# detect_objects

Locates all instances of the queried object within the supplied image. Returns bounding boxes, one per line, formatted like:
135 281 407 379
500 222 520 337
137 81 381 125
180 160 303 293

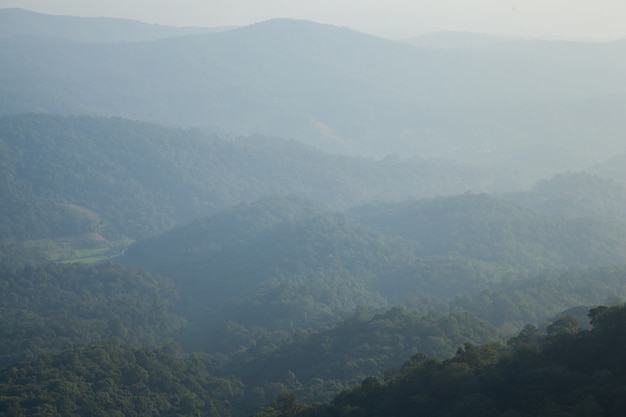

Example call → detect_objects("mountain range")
2 9 625 179
2 9 626 415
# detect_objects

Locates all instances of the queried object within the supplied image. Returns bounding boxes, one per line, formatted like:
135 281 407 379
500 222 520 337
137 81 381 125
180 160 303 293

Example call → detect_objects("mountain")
118 196 413 341
1 14 625 175
0 113 498 251
283 303 626 417
349 193 626 269
118 194 626 350
0 262 185 368
404 31 512 49
227 308 499 408
591 152 626 184
0 8 227 42
501 172 626 223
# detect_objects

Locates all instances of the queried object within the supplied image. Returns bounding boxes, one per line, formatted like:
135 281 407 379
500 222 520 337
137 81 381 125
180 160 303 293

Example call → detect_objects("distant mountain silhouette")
404 31 512 49
1 12 626 173
0 8 229 42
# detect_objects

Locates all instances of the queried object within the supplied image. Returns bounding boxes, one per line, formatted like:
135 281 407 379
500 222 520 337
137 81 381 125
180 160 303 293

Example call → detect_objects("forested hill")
0 262 185 369
349 192 626 269
502 171 626 222
0 113 495 246
119 195 626 350
119 196 414 337
277 304 626 417
4 304 626 417
2 13 626 173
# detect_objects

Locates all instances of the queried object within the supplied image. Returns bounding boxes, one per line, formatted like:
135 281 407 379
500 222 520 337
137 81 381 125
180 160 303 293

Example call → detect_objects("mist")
1 7 626 417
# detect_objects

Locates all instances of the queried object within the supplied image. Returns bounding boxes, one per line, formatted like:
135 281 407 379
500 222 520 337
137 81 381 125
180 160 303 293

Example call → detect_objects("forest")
1 8 626 417
1 114 626 416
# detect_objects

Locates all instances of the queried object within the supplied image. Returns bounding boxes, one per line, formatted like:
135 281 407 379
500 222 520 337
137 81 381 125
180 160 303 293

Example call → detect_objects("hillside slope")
0 113 497 245
1 14 625 171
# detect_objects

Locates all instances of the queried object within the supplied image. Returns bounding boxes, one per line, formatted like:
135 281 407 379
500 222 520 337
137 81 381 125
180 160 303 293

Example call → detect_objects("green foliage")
228 307 498 407
0 262 185 368
350 192 626 269
0 113 499 252
0 343 242 417
120 196 417 345
286 304 626 417
120 194 626 351
505 172 626 223
446 265 626 330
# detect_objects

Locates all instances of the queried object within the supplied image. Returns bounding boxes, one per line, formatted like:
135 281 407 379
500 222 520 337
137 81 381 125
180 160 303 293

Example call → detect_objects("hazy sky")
2 0 626 40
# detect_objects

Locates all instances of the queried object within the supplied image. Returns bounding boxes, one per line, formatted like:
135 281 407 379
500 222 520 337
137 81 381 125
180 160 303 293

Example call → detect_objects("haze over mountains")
2 8 626 417
0 8 228 42
2 8 625 182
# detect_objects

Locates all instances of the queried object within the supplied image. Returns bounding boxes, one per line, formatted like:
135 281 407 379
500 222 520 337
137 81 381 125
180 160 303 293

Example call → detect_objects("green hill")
349 193 626 269
119 196 414 341
0 262 185 369
280 304 626 417
119 195 626 348
0 113 496 261
1 14 625 173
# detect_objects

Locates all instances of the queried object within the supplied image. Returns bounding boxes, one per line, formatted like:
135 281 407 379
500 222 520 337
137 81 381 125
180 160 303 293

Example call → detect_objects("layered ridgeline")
2 10 626 175
0 251 504 414
2 181 626 417
349 190 626 271
271 304 626 417
0 8 227 42
119 196 414 340
0 113 496 261
119 194 626 349
0 252 504 414
3 303 626 417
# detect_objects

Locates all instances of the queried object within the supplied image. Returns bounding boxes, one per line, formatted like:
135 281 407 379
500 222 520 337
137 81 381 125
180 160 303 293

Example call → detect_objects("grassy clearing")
24 237 134 264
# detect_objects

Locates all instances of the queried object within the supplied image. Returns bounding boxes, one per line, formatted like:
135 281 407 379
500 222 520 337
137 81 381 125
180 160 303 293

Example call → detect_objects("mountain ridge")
0 7 229 42
2 14 625 170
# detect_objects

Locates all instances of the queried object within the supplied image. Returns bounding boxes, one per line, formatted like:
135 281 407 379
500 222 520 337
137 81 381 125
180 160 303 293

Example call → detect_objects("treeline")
350 192 626 269
119 194 626 347
0 113 496 244
0 343 242 417
0 255 505 415
226 308 498 411
3 190 625 413
3 304 626 417
269 304 626 417
0 262 185 369
0 252 503 414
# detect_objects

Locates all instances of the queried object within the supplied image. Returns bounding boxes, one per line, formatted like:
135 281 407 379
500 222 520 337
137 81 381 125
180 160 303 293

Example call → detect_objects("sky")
2 0 626 40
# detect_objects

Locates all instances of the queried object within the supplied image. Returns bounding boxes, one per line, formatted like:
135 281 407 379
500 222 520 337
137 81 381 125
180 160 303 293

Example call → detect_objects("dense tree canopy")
265 304 626 417
2 15 626 417
0 262 185 368
0 343 242 417
0 113 496 246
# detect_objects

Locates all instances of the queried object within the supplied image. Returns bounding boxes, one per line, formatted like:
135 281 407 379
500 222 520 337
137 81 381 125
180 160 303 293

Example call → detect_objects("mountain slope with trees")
119 195 626 347
349 192 626 270
0 343 242 417
277 304 626 417
119 196 415 342
1 14 625 173
0 262 185 369
0 113 497 251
